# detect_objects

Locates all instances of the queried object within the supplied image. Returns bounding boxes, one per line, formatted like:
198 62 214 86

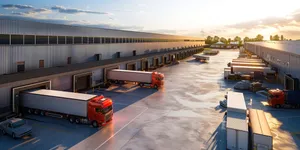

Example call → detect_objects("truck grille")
105 111 113 122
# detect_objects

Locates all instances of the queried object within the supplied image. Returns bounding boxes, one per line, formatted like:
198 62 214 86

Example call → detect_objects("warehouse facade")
0 17 204 116
244 41 300 81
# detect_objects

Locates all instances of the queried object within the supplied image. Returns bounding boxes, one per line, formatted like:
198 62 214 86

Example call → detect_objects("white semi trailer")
232 59 263 63
229 62 267 67
232 66 275 75
249 109 273 150
20 89 113 127
107 69 164 89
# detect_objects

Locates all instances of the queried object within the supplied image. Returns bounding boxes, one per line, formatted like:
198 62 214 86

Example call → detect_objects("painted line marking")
9 137 37 150
32 139 40 144
95 107 149 150
114 102 148 109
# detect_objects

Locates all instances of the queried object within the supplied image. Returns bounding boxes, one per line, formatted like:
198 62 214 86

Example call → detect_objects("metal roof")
247 41 300 56
227 91 247 114
27 89 97 101
249 109 272 137
226 111 248 131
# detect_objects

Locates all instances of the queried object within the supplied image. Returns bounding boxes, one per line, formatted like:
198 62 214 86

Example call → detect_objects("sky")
1 0 300 39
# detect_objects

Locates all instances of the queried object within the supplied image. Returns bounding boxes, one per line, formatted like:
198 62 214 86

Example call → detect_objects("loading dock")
73 72 92 92
126 62 137 70
141 59 149 71
153 57 159 67
284 74 299 90
103 65 120 83
12 81 51 113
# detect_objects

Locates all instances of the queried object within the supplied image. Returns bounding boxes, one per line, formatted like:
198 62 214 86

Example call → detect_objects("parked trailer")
229 62 267 67
227 111 249 150
232 59 263 63
193 54 209 62
249 109 273 150
227 91 247 115
107 69 164 89
20 89 113 127
232 66 275 75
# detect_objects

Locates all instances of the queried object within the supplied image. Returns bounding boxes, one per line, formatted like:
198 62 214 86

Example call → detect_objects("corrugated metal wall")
245 43 300 80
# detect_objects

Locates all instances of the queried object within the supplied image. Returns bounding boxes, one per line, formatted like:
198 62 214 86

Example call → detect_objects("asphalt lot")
1 49 300 150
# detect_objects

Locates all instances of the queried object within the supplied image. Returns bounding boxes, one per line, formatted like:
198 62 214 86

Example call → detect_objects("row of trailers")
2 48 201 117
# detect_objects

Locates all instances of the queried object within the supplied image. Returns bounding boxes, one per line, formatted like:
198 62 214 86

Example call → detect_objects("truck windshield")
95 106 112 114
12 120 25 128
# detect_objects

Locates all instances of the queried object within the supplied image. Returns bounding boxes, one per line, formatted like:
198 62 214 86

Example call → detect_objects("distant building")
211 42 225 48
211 41 239 49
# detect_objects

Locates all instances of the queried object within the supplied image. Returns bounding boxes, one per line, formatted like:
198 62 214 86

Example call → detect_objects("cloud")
11 8 51 16
2 4 33 9
51 5 109 15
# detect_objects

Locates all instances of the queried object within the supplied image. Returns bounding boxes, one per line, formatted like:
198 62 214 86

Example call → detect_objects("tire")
69 117 75 123
34 110 39 115
28 109 32 114
75 118 81 124
2 129 6 135
40 111 45 116
139 83 144 87
12 133 16 139
92 121 98 128
154 85 158 89
275 104 281 109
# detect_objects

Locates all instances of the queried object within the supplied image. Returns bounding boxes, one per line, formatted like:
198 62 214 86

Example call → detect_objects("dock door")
12 81 51 114
126 62 137 70
104 65 120 83
141 59 149 71
73 72 92 92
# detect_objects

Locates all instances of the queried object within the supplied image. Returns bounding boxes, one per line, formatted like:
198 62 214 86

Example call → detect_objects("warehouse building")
0 17 204 116
244 41 300 82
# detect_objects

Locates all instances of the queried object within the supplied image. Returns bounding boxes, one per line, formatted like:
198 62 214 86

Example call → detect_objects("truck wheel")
92 121 98 128
12 133 16 139
69 117 75 123
2 129 6 135
34 110 39 115
28 109 32 114
154 85 158 89
139 83 144 87
75 118 81 124
275 104 281 109
40 111 45 116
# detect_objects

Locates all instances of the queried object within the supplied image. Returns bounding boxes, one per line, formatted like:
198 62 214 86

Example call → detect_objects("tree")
273 35 280 41
281 35 284 41
213 36 220 43
234 36 241 42
220 37 228 44
255 34 264 41
270 35 273 41
205 36 213 44
228 38 232 44
244 37 250 42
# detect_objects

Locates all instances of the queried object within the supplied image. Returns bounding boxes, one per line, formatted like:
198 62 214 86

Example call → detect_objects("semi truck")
107 69 164 89
267 89 300 108
20 89 113 127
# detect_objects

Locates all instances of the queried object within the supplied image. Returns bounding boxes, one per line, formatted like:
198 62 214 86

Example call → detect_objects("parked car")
0 118 32 139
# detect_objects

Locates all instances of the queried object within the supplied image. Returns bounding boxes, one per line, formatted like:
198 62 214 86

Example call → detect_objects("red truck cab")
267 89 285 108
152 72 164 88
88 95 113 127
